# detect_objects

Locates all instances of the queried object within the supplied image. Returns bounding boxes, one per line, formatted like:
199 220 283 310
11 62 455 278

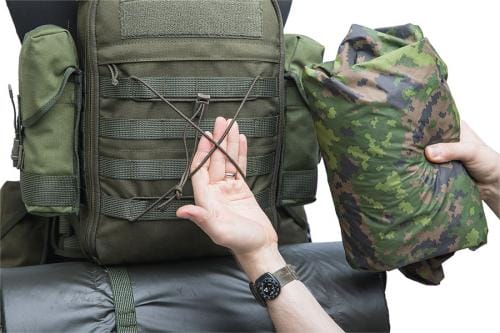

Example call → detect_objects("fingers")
237 134 247 180
209 117 228 183
225 119 240 177
190 131 212 189
176 205 211 226
191 131 213 172
425 141 478 164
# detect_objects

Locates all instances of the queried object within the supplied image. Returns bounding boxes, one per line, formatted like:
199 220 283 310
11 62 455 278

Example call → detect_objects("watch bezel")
252 272 281 305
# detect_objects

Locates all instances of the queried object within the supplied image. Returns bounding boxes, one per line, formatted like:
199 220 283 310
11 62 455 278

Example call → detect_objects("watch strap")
273 264 298 288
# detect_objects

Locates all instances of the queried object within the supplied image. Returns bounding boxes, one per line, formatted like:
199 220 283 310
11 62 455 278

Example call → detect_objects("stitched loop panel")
120 0 263 39
100 76 277 99
99 154 274 180
101 187 271 222
20 172 78 207
99 116 278 140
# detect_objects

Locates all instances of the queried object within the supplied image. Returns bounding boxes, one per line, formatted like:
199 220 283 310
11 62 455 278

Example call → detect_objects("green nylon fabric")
100 76 278 99
0 182 50 268
107 267 138 333
101 188 271 222
20 172 77 209
76 0 288 265
99 116 278 140
19 24 80 215
279 34 324 206
52 215 85 259
119 0 263 39
99 153 274 180
303 24 488 285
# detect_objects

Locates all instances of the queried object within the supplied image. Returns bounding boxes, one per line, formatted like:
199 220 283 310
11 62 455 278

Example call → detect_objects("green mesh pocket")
18 25 81 216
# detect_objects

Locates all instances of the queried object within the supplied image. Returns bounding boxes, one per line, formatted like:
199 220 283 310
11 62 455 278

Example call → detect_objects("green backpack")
1 0 324 266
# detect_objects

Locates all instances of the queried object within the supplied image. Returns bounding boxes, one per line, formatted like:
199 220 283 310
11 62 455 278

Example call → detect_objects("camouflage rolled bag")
303 24 488 285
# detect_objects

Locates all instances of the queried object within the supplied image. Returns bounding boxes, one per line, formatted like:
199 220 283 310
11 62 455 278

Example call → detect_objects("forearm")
236 246 344 333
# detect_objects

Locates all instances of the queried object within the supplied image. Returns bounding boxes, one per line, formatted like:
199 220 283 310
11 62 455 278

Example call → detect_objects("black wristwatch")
249 265 299 307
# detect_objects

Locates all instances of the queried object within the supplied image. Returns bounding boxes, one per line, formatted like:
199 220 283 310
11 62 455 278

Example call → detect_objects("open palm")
176 117 277 256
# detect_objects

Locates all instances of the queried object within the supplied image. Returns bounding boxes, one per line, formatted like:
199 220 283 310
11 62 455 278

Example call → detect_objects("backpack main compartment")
76 0 287 264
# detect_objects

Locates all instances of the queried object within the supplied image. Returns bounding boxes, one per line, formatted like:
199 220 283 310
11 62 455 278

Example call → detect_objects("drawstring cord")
157 95 208 210
107 64 119 86
129 75 260 221
8 84 23 169
8 84 18 133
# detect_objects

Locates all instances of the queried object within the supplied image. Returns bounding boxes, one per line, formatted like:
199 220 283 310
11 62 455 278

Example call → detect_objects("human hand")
176 117 280 267
425 120 500 217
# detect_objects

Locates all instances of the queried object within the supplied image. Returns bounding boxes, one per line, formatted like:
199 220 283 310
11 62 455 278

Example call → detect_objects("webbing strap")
58 217 81 250
279 169 318 205
20 172 77 207
100 76 278 99
107 267 138 333
101 187 271 222
99 116 278 140
99 154 274 180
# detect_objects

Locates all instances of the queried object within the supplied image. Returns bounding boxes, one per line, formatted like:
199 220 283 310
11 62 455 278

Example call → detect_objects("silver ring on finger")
225 172 237 179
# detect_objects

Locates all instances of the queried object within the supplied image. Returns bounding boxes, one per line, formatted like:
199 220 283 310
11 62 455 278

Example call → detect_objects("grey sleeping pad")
0 242 390 332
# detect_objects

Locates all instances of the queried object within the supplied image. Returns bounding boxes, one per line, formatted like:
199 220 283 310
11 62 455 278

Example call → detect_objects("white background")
0 1 498 332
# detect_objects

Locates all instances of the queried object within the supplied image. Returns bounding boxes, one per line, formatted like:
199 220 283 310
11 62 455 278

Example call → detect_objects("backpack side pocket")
279 35 325 207
17 25 82 216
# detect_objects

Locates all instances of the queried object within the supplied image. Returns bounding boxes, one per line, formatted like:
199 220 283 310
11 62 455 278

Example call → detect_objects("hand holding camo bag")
303 24 488 284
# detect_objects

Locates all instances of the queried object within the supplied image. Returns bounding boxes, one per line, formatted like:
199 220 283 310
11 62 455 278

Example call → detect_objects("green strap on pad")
107 267 139 333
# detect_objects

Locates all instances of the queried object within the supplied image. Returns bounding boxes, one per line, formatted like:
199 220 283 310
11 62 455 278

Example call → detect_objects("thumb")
176 205 211 226
425 141 476 164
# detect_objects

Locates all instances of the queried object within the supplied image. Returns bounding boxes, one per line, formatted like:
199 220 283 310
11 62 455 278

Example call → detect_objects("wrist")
235 243 286 282
482 180 500 218
482 155 500 217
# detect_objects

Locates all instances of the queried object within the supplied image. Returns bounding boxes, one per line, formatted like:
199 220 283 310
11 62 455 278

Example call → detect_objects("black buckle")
11 137 23 169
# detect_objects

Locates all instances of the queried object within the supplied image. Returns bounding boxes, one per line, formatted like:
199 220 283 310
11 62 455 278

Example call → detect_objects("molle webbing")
99 154 275 180
278 170 318 204
119 0 263 39
99 116 278 140
100 77 278 99
20 172 78 207
101 188 272 222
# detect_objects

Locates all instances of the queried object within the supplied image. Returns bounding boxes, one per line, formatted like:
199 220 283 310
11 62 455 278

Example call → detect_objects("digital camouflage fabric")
302 24 488 285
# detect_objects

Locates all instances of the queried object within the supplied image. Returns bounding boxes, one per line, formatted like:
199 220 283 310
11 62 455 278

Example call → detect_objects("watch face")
256 274 281 301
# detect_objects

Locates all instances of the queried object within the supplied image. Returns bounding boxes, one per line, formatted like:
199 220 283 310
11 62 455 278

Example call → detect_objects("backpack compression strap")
107 267 139 333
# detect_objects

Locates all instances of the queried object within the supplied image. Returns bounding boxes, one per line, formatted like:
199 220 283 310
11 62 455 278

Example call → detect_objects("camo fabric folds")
303 24 488 284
